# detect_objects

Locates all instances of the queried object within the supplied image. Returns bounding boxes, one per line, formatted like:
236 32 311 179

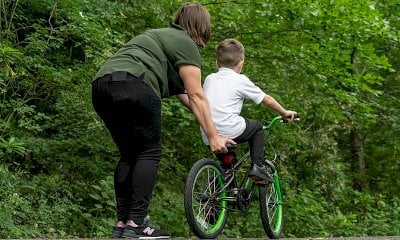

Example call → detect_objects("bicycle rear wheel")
184 158 228 239
259 171 284 239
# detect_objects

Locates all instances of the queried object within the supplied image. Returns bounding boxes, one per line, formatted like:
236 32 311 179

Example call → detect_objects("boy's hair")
174 3 211 48
216 39 244 68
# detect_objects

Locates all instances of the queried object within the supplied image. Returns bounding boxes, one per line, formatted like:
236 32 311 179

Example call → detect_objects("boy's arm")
262 94 296 121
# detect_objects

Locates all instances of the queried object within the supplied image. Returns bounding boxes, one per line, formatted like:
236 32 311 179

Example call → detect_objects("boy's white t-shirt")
201 67 266 144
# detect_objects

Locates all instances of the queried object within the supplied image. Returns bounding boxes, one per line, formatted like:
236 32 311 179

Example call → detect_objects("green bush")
0 0 399 238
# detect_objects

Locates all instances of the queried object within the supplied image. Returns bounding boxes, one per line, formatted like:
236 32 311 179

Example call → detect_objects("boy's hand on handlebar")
209 136 236 153
281 110 298 122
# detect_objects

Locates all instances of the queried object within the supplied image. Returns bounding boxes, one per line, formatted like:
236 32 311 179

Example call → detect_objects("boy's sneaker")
248 164 273 184
112 226 125 238
122 224 170 239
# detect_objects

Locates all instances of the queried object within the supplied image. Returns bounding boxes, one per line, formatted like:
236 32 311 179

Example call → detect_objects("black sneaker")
111 216 150 238
112 226 124 238
248 164 273 183
122 224 170 239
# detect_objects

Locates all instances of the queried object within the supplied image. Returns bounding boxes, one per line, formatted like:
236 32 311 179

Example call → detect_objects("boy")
201 38 297 182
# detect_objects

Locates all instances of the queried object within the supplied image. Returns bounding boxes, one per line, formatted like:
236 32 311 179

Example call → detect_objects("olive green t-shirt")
94 23 201 99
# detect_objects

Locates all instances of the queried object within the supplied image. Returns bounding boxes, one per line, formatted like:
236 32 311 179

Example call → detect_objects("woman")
91 3 234 239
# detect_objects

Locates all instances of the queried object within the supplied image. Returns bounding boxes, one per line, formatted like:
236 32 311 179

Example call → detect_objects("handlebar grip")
282 112 301 123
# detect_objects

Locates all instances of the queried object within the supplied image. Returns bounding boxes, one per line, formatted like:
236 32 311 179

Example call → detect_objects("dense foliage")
1 0 399 238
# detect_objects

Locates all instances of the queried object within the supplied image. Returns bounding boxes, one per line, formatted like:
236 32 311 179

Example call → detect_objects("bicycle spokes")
266 184 279 225
191 164 227 231
259 174 284 238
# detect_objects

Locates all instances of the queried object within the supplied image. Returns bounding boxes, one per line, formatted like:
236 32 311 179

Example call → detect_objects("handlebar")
225 113 300 148
264 113 300 129
282 112 301 123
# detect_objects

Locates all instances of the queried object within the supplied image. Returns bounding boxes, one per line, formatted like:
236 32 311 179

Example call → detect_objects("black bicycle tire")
259 172 284 239
184 158 228 239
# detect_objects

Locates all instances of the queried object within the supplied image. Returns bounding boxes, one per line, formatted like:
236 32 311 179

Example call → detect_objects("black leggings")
92 72 161 224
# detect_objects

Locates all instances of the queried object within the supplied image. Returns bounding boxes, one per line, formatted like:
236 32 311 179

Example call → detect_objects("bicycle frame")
214 116 285 205
184 114 299 239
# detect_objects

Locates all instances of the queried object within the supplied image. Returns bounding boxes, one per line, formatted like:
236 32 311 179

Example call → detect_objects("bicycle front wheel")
259 172 284 239
184 158 228 239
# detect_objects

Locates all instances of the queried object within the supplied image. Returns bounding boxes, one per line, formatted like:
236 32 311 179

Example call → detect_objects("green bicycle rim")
272 173 283 233
208 171 227 233
199 166 227 234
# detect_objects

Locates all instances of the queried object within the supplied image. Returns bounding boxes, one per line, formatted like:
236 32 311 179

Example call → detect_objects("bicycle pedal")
250 176 269 185
255 180 268 186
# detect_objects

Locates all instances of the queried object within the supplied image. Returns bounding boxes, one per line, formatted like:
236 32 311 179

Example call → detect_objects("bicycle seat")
216 145 237 168
226 144 237 151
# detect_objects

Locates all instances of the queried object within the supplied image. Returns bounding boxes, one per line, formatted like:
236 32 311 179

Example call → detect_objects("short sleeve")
239 76 266 105
173 41 201 69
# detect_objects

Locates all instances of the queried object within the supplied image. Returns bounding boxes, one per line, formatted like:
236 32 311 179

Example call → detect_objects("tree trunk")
350 127 367 190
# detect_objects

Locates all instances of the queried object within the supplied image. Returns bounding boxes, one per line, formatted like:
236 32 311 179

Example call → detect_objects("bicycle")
184 114 300 239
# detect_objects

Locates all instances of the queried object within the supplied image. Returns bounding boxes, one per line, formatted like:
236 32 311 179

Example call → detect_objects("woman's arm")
177 93 191 110
179 64 235 152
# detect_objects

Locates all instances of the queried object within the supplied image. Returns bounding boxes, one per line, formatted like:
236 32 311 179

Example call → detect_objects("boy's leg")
233 119 264 166
234 119 271 182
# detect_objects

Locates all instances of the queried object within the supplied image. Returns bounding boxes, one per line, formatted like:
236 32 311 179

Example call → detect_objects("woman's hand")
208 135 236 153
